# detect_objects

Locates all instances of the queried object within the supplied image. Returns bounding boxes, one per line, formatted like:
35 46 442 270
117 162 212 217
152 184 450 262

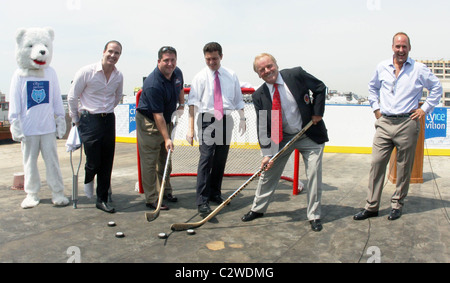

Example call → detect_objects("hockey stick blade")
170 121 313 231
145 149 172 222
170 171 260 231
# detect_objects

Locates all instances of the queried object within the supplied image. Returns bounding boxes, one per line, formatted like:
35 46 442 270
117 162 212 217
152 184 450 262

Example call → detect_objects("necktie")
271 83 283 144
214 70 224 120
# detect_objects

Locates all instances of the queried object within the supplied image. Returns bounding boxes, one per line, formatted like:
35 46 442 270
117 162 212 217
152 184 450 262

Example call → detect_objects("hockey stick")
170 120 314 231
145 116 178 222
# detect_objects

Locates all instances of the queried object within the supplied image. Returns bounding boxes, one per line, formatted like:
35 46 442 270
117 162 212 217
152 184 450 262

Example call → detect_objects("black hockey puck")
115 232 125 238
108 221 116 227
158 232 168 239
186 229 196 235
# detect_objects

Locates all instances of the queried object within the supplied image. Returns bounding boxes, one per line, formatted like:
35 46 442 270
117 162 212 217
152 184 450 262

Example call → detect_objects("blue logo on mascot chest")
32 89 46 103
27 81 50 109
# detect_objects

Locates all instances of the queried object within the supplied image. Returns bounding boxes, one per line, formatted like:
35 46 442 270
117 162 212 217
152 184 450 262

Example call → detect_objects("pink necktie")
271 84 283 144
214 70 224 120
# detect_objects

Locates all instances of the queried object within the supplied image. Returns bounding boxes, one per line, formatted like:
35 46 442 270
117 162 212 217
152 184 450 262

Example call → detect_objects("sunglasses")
160 46 176 53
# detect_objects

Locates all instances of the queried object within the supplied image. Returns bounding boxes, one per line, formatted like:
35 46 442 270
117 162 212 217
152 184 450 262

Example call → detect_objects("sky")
1 0 450 98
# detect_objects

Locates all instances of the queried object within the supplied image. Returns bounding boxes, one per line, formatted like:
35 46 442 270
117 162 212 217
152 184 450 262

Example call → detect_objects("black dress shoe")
388 209 402 220
309 219 323 232
241 211 263 222
198 203 212 214
96 201 116 213
353 209 378 220
164 194 178 202
146 202 169 210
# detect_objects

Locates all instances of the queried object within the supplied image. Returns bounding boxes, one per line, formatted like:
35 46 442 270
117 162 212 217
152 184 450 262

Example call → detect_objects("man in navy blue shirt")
136 46 185 210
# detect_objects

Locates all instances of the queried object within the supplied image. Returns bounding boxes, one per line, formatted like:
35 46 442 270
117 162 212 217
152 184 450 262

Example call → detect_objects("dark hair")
203 42 222 56
158 46 177 60
104 40 122 53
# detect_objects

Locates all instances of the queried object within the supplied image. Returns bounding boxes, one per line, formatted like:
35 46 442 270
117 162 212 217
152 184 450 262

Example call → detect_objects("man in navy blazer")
241 53 328 232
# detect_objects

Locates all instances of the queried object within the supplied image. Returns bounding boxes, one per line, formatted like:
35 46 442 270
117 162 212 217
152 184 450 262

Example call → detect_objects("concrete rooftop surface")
0 139 448 265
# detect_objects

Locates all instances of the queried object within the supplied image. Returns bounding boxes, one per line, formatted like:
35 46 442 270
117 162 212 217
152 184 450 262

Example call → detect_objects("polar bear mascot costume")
8 27 69 208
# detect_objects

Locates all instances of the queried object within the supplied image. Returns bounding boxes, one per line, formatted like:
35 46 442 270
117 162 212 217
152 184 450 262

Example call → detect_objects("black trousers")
196 113 233 206
78 112 116 203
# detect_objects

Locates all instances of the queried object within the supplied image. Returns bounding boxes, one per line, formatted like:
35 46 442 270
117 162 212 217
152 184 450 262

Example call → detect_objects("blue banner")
129 103 136 133
425 107 447 139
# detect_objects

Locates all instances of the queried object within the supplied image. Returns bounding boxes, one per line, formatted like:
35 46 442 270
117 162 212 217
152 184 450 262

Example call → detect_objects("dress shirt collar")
208 66 223 77
389 56 413 68
95 61 118 74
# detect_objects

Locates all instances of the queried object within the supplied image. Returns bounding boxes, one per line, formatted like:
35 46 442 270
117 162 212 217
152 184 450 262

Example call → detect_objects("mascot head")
15 27 54 77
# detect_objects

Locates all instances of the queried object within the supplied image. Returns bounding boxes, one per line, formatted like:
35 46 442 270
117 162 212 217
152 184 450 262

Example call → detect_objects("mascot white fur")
8 27 69 208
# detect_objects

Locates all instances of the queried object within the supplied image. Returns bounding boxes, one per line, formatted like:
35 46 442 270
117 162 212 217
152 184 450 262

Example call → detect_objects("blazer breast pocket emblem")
304 94 310 104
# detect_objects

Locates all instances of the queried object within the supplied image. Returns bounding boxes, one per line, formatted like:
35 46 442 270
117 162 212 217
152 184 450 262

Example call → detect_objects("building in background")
418 59 450 107
0 92 9 122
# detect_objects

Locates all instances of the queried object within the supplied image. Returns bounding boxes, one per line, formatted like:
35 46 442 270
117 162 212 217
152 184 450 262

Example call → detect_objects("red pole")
135 89 144 194
293 149 300 195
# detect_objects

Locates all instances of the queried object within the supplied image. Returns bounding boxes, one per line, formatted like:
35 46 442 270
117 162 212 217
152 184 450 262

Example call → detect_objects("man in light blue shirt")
354 32 442 221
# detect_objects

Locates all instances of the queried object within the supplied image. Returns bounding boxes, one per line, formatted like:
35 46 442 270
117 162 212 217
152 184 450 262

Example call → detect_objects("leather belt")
382 113 412 118
81 111 112 117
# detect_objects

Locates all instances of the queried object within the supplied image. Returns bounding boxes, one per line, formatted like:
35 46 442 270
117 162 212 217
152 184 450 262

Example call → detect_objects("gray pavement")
0 140 448 263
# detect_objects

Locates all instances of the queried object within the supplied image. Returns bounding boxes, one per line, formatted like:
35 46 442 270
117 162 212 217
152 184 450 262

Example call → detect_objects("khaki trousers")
251 134 325 221
136 111 173 203
365 116 420 211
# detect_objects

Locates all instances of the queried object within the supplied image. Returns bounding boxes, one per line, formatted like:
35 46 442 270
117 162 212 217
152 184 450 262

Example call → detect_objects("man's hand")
239 119 246 135
374 109 382 119
410 108 425 120
260 156 273 171
186 127 195 146
165 139 174 153
311 115 322 125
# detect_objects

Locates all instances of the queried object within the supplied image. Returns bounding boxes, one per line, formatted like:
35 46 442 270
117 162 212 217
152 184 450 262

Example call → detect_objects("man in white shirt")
354 32 443 221
187 42 246 214
68 40 124 213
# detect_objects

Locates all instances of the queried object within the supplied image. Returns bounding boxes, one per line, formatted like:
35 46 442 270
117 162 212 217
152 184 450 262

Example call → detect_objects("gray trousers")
251 134 325 221
365 116 420 211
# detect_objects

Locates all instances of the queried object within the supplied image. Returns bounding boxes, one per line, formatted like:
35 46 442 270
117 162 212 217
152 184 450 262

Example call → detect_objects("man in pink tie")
187 42 246 214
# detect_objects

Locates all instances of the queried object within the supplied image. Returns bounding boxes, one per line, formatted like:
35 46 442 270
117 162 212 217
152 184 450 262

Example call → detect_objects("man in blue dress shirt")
354 32 443 221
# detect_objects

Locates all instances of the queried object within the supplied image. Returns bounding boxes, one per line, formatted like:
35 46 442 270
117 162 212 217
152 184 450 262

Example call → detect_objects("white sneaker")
298 180 305 194
84 181 94 199
21 193 40 209
52 192 70 207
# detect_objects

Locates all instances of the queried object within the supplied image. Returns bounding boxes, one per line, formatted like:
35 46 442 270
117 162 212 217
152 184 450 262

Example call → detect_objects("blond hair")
253 53 278 73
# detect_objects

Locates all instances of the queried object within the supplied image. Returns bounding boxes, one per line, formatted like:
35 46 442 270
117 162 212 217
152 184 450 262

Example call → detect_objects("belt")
81 110 112 117
382 113 412 118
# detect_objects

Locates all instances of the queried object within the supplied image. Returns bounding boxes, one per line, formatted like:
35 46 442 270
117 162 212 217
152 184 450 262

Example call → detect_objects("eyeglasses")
391 79 398 94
